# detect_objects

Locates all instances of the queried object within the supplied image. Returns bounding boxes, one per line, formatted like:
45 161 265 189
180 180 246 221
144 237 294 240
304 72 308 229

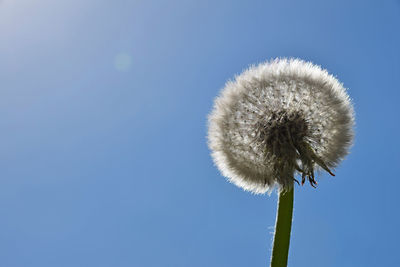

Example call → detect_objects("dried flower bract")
208 58 354 193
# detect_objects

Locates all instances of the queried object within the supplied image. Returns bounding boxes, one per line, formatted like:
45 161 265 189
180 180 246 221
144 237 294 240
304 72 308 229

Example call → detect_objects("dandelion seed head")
208 58 354 194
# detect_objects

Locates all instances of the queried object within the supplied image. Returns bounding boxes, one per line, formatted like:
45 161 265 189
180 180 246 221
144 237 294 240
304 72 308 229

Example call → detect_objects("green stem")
270 186 294 267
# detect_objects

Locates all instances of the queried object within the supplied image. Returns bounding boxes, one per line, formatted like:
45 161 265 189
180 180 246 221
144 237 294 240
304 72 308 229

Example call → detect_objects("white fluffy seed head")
208 58 354 194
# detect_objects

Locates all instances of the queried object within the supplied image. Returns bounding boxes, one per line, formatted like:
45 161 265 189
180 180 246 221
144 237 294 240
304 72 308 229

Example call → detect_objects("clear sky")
0 0 399 266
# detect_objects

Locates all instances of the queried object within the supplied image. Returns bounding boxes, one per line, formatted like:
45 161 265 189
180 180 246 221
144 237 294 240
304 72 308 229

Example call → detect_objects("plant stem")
270 186 294 267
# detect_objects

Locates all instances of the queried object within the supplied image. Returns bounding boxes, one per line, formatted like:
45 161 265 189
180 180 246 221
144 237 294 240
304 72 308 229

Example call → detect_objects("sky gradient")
0 0 399 266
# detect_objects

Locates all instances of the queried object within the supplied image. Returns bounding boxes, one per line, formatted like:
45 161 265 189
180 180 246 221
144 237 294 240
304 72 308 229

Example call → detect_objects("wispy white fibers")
208 58 354 194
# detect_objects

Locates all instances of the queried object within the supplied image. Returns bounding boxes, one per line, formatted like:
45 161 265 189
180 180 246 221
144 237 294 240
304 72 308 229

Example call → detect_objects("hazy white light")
114 53 132 72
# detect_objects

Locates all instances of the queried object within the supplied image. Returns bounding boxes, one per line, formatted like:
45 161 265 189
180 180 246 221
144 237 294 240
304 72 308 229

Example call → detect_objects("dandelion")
207 58 354 266
208 58 354 193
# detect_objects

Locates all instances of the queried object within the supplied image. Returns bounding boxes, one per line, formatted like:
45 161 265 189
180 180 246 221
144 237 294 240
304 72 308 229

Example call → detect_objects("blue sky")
0 0 399 266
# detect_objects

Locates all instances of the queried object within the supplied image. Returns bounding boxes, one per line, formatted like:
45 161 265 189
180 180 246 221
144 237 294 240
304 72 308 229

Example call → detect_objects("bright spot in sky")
114 53 132 72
